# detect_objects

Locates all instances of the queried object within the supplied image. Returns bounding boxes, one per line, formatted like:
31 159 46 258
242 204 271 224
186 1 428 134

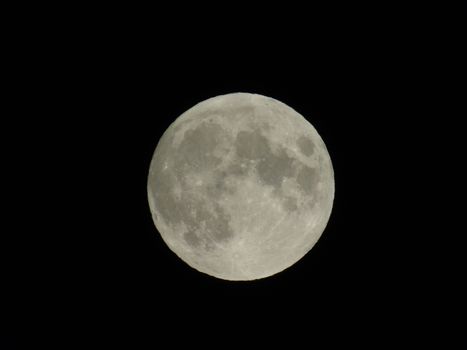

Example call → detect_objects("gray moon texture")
147 93 334 281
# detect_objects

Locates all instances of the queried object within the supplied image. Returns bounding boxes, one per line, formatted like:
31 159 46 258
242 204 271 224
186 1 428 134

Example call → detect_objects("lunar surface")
147 93 334 280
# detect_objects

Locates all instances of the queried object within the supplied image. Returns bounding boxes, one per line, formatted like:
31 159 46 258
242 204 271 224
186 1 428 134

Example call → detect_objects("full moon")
147 93 334 280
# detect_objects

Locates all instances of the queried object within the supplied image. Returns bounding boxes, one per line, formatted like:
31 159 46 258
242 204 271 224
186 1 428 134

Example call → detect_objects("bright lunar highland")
147 93 334 280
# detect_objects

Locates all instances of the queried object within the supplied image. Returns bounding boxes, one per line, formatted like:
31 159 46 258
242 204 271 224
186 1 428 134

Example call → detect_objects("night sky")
5 4 463 348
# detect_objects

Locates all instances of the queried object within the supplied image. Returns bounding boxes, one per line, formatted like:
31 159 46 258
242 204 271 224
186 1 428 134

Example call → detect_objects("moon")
147 93 334 281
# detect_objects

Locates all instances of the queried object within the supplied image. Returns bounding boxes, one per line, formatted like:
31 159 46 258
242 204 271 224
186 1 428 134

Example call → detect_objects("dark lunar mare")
149 121 235 249
234 128 320 212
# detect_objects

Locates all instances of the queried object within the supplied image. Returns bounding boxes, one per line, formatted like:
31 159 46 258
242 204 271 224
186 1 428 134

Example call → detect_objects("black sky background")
4 4 464 348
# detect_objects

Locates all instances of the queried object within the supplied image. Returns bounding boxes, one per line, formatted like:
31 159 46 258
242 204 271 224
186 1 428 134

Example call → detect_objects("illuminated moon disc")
147 93 334 280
